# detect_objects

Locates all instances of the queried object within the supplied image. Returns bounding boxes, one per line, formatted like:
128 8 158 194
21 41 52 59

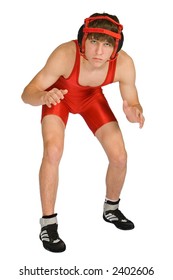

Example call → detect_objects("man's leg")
39 115 66 252
39 115 65 215
95 121 134 230
95 121 127 200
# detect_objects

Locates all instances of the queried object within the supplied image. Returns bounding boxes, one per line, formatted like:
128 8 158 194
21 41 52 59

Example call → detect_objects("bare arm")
117 52 145 128
21 42 73 107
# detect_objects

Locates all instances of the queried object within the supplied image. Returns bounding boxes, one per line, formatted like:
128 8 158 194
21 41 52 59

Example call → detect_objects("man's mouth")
92 57 103 61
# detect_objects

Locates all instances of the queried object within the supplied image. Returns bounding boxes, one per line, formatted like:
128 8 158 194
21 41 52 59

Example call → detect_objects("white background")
0 0 173 279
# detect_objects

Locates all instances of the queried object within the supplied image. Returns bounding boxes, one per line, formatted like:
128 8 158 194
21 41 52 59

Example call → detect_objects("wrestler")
22 12 145 252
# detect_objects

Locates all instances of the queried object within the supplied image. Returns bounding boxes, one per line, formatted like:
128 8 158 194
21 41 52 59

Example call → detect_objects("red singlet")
41 40 117 134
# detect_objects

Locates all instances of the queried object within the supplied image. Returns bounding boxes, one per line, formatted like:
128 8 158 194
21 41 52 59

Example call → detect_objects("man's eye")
104 42 111 47
90 39 97 44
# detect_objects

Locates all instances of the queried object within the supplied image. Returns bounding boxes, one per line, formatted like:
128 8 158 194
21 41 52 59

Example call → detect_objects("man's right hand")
43 88 68 108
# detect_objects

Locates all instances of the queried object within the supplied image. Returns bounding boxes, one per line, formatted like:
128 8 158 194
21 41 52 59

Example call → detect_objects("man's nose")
95 43 103 55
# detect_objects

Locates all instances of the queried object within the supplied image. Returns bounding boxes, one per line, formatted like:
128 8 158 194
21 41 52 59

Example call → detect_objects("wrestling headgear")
77 14 124 59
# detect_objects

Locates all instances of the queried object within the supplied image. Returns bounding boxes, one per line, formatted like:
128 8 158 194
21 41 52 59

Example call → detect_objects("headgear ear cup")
117 32 124 52
77 24 84 46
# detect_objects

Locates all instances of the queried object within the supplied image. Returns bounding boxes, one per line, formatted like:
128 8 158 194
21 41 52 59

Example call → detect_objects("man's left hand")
123 100 145 128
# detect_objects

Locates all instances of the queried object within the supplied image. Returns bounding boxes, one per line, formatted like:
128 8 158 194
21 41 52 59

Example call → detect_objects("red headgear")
81 16 123 59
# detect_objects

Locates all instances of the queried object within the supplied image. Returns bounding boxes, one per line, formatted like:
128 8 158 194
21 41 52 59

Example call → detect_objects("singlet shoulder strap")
72 40 80 77
102 55 118 86
65 40 80 81
73 40 80 64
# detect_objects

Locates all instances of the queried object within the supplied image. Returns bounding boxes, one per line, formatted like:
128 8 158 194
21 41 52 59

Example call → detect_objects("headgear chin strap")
81 16 123 60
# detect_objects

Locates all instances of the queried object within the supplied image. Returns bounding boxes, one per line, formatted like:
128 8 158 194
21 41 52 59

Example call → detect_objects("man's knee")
43 141 64 164
109 149 127 169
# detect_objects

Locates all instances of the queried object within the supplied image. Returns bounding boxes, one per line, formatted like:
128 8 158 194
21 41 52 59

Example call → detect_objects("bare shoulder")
117 50 135 69
45 40 76 76
115 50 136 82
50 40 76 59
25 41 77 90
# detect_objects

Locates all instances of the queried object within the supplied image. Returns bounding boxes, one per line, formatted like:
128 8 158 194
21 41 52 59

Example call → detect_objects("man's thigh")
80 94 117 134
95 121 126 158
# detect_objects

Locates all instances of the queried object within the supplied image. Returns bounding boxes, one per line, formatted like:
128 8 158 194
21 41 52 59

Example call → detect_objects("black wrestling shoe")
40 223 66 252
103 208 135 230
39 214 66 253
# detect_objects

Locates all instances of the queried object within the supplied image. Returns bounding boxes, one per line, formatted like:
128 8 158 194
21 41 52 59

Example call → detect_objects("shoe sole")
43 242 66 253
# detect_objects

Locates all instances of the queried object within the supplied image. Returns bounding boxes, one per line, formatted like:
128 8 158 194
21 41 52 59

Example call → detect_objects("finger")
61 89 68 95
44 95 52 108
48 90 62 103
53 89 67 100
139 114 145 128
136 110 143 124
139 121 144 128
48 96 57 106
52 88 68 95
46 101 52 108
135 108 140 117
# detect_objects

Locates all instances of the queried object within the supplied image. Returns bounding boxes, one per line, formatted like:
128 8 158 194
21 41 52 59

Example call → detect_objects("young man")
22 13 145 253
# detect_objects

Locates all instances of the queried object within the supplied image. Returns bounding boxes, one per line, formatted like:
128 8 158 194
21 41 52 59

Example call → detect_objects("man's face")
84 38 114 67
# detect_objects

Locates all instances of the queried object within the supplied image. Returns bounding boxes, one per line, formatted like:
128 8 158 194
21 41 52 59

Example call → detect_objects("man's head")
77 13 124 59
